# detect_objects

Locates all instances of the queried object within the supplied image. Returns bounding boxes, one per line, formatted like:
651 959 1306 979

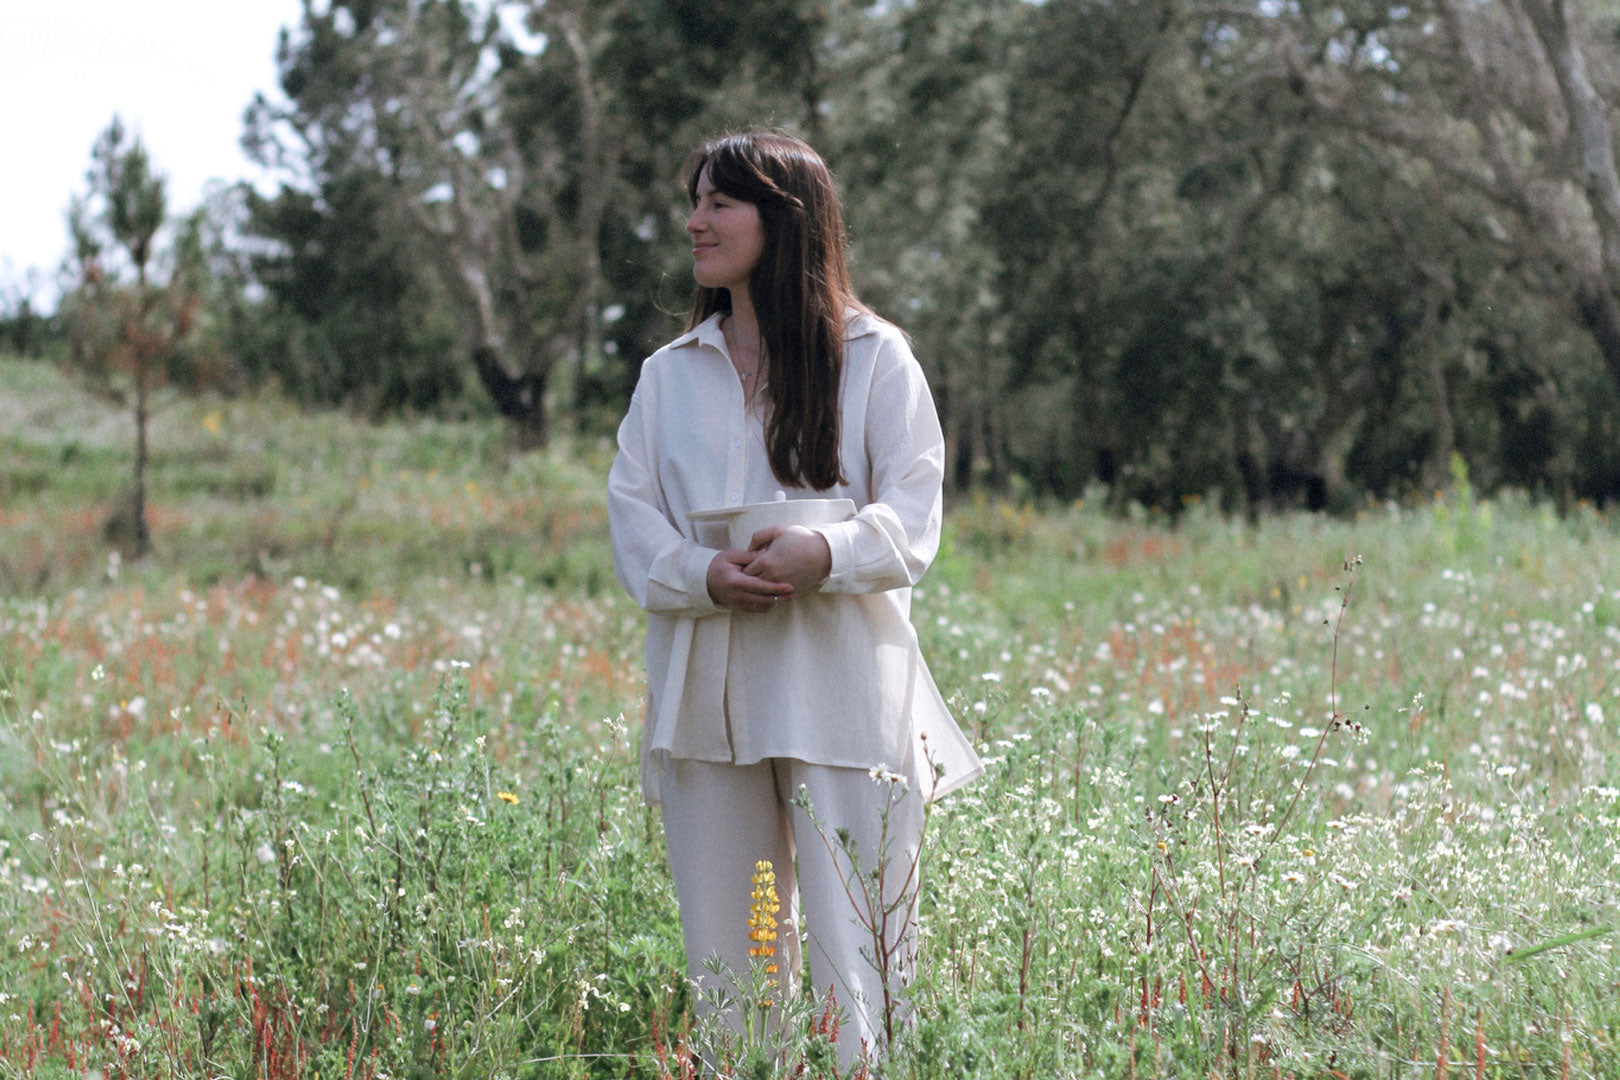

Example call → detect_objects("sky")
1 0 306 304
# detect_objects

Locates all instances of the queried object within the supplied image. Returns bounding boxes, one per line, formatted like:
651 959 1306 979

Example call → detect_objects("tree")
0 266 49 358
62 117 200 558
1281 0 1620 484
243 0 862 443
829 0 1026 490
221 0 1620 505
246 0 636 445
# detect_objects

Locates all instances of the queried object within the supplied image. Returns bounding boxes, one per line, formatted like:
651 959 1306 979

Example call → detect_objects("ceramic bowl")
688 493 856 549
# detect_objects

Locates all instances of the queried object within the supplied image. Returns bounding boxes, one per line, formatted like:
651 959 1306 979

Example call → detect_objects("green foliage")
28 0 1620 506
237 165 467 416
76 116 167 275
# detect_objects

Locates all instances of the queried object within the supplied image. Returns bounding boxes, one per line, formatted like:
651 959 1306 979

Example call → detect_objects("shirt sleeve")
813 334 945 594
607 381 724 617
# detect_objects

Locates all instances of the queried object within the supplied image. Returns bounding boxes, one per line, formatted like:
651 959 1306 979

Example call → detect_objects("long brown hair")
684 131 865 491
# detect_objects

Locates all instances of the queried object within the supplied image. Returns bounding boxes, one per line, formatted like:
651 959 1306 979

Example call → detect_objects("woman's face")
686 164 766 297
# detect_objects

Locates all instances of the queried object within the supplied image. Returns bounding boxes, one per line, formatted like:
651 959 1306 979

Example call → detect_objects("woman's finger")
719 563 791 608
739 556 788 587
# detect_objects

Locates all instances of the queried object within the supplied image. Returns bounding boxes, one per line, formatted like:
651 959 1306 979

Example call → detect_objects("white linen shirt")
608 310 983 805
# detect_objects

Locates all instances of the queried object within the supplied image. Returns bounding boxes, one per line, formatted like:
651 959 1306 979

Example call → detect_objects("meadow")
1 355 1617 1078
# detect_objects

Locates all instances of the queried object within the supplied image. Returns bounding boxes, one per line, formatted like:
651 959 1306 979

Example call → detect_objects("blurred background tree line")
9 0 1620 514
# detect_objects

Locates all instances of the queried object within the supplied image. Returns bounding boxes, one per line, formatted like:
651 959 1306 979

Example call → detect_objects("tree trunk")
131 272 152 559
473 344 549 449
1314 0 1620 403
1517 0 1620 391
952 415 974 492
400 191 552 444
1519 0 1620 291
1421 339 1456 494
132 347 151 559
1573 279 1620 388
980 405 1006 492
556 10 613 416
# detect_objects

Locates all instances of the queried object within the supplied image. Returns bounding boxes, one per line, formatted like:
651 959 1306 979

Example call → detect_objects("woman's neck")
725 286 760 345
721 289 765 402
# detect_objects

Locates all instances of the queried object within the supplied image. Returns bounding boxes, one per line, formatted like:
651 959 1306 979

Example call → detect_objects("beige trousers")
659 756 925 1064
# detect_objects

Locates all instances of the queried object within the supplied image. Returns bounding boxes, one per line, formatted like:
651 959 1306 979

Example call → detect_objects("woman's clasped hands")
705 525 833 613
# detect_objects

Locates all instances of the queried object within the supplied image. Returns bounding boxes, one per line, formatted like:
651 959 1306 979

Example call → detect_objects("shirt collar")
844 308 882 341
669 308 882 351
667 311 726 353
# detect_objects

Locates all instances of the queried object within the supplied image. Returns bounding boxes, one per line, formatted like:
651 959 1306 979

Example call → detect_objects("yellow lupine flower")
748 860 782 988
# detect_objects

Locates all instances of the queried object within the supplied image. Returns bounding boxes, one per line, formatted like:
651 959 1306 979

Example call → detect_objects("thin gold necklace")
725 319 762 384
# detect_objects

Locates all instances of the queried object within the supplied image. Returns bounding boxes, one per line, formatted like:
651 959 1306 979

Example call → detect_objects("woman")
607 131 981 1061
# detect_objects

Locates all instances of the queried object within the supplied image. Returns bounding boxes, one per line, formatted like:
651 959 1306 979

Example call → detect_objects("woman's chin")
692 268 741 293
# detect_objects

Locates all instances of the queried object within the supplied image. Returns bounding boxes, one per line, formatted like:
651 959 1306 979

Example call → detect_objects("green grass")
1 355 1617 1077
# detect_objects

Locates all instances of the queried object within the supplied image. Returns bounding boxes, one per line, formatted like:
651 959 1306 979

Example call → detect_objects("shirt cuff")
812 519 861 592
682 543 724 614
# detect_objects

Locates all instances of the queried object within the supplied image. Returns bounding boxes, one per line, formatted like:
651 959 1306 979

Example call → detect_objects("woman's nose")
686 206 705 235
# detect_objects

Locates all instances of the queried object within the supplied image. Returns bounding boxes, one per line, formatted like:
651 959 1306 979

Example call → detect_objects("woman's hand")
707 549 794 612
743 525 832 594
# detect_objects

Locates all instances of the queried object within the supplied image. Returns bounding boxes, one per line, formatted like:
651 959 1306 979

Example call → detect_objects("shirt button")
730 492 741 502
732 437 742 448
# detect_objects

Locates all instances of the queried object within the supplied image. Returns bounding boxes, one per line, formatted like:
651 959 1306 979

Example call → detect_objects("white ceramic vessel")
688 491 856 549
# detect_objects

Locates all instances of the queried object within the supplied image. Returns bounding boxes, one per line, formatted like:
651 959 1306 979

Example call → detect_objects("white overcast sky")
0 1 306 303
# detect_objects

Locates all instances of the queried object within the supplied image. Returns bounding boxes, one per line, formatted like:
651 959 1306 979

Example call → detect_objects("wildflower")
747 859 782 1004
867 765 906 787
497 791 519 804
